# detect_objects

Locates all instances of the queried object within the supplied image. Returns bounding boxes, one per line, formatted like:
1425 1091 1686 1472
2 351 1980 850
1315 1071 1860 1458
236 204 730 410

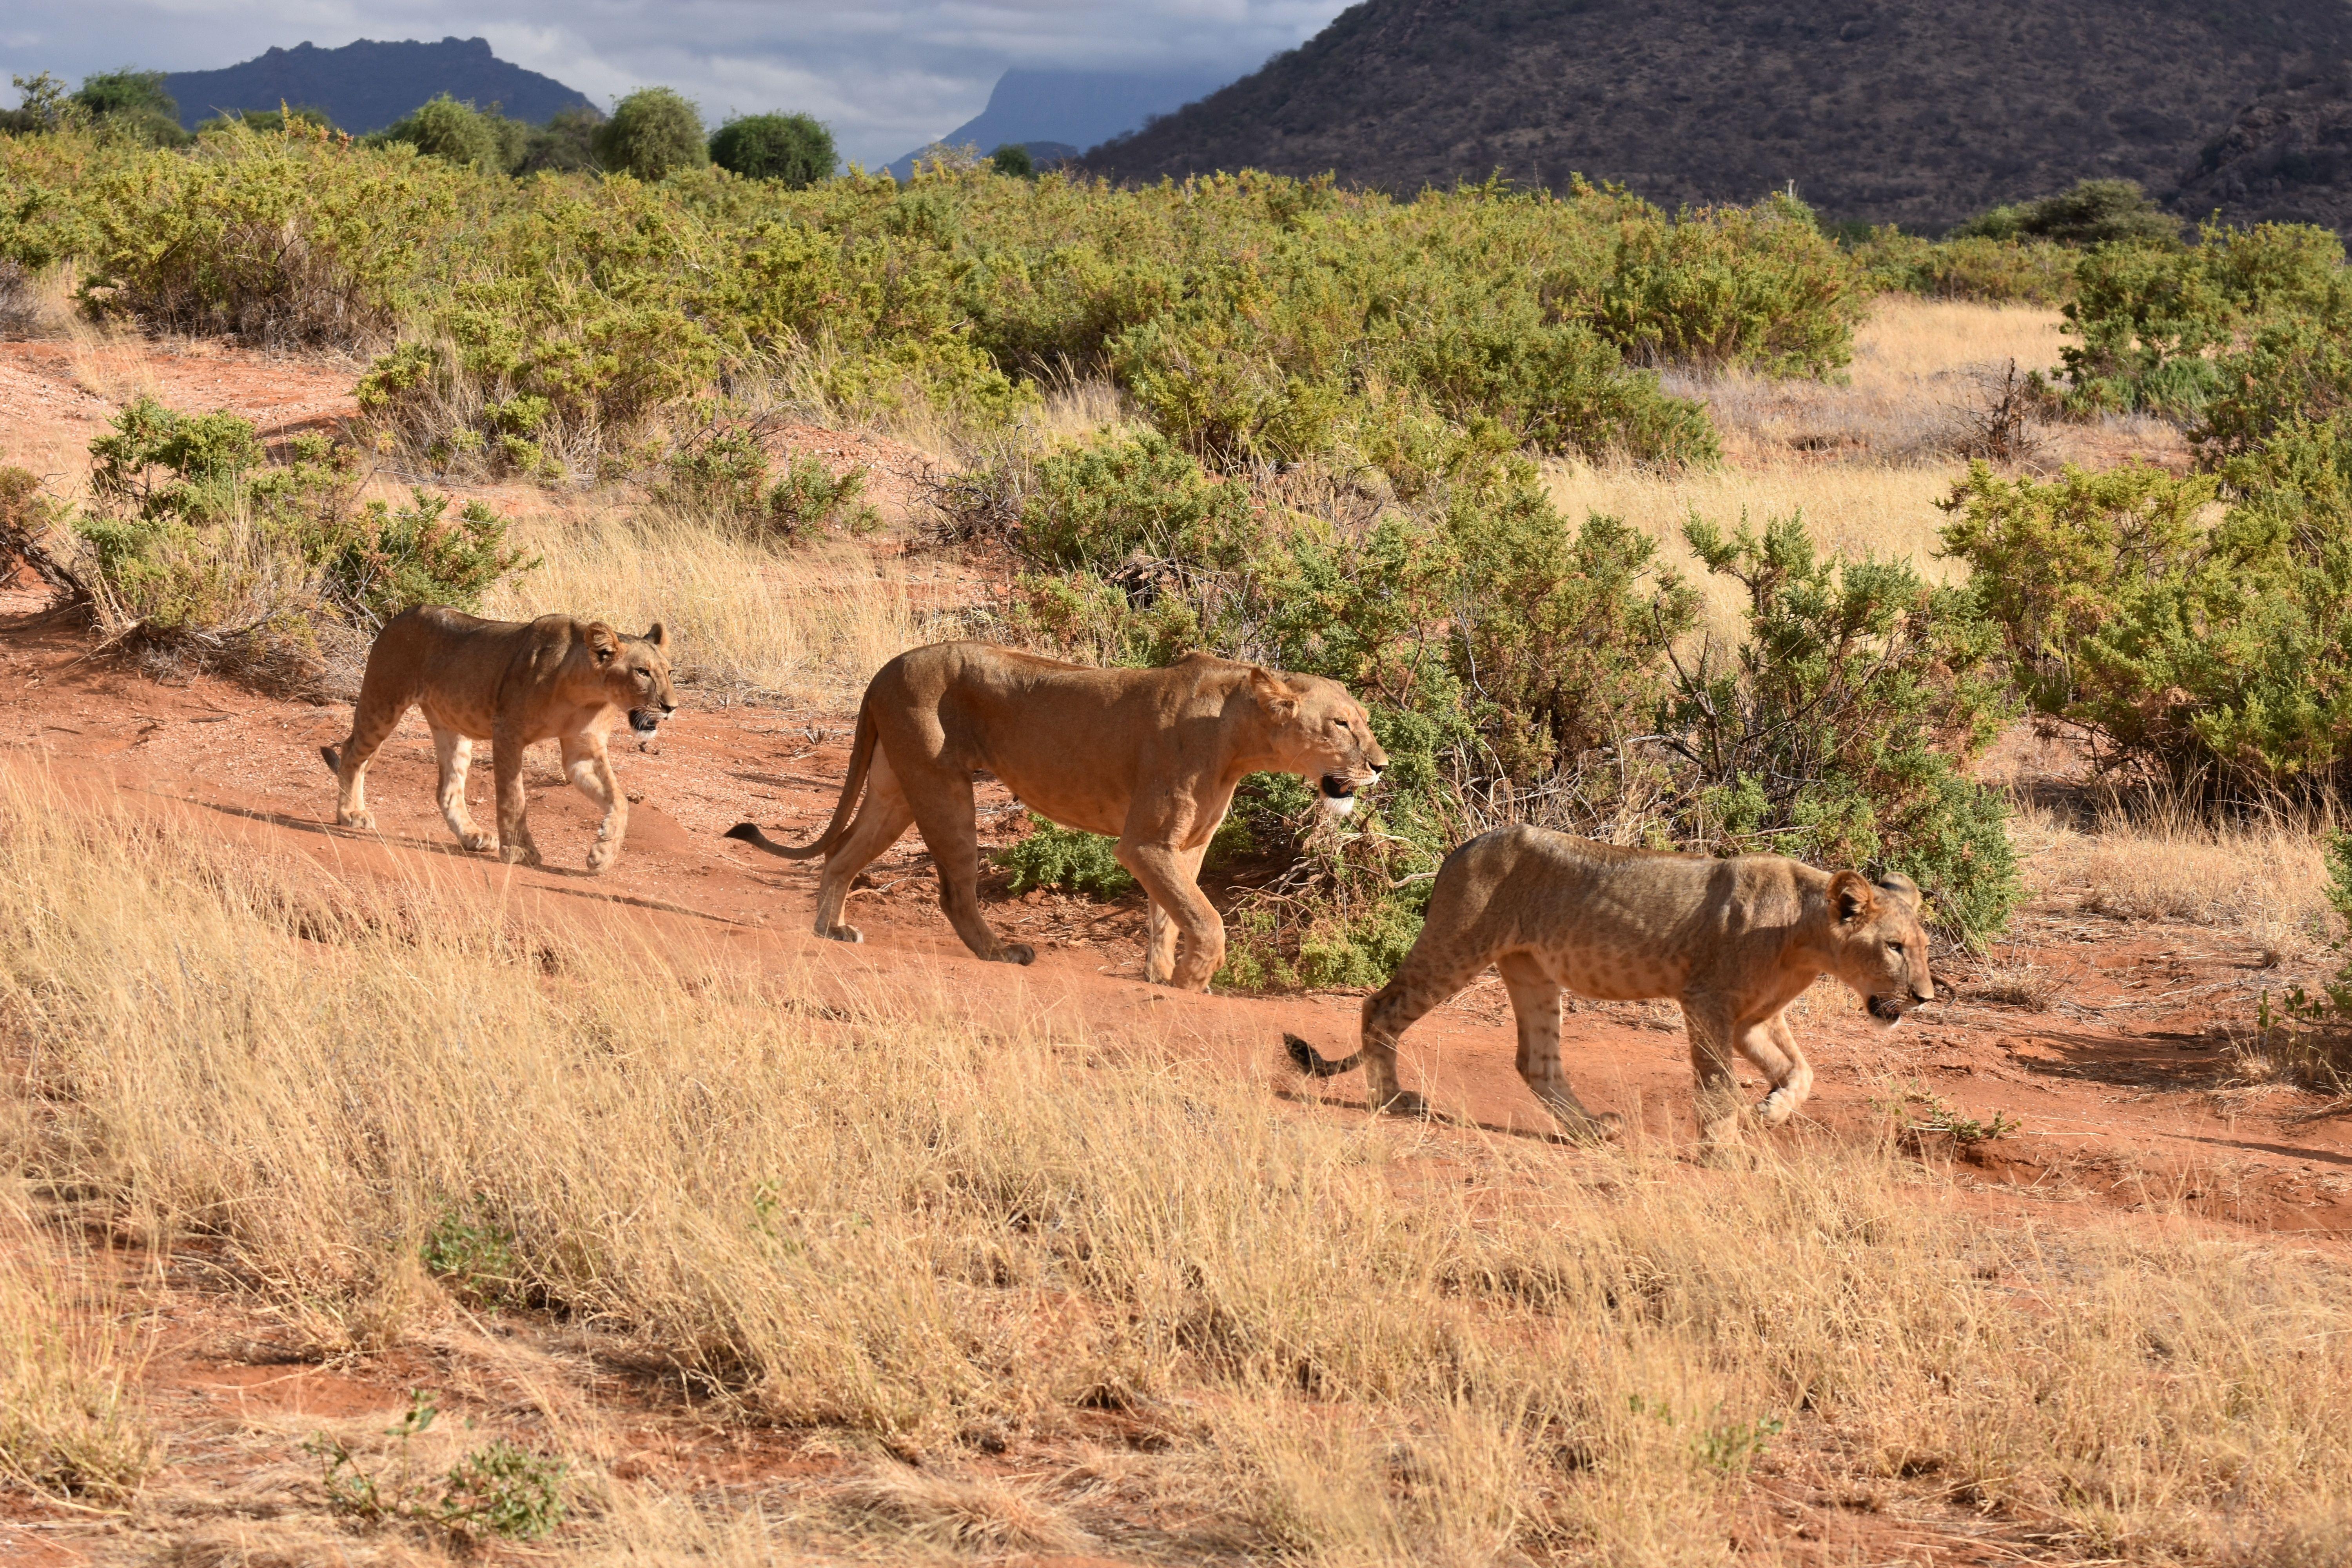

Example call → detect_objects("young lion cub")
1286 824 1936 1148
321 606 677 874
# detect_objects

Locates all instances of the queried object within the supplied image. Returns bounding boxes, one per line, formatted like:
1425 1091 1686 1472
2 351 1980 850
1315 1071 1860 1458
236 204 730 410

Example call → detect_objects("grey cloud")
6 0 1348 167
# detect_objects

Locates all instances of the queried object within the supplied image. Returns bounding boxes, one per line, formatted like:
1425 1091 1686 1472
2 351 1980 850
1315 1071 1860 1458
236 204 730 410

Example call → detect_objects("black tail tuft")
319 744 341 774
1284 1032 1356 1078
724 822 762 844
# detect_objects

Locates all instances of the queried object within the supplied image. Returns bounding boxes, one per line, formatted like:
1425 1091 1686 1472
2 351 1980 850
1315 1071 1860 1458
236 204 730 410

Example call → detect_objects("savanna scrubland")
5 122 2352 1564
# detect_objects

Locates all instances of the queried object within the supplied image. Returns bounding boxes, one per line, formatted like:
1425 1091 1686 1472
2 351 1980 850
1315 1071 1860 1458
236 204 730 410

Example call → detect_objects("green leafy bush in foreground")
68 397 532 691
1941 428 2352 801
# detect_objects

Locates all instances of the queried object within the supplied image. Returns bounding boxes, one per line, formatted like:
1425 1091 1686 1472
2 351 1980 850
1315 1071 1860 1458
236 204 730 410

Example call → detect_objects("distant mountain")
885 67 1230 178
1083 0 2352 231
165 37 595 133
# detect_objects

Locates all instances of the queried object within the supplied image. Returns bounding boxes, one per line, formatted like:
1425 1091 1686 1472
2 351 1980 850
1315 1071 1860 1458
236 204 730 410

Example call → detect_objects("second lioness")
727 642 1386 989
1287 825 1935 1147
323 606 677 873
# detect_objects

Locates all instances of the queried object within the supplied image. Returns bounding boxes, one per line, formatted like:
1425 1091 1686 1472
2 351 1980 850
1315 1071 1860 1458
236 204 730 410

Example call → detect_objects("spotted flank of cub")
1284 825 1935 1150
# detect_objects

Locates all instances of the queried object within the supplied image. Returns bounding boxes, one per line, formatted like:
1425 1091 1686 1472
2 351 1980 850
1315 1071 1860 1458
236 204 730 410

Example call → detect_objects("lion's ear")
644 622 669 650
1873 871 1922 915
1249 666 1299 720
585 622 620 665
1829 869 1876 925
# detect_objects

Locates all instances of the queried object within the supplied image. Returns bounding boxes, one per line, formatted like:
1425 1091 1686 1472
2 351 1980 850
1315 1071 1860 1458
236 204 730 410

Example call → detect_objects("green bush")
195 106 338 136
71 69 189 148
1940 440 2352 800
2061 221 2350 417
73 120 466 346
518 107 601 174
71 398 532 688
1955 179 2182 248
655 429 877 539
990 143 1034 179
710 113 834 187
1670 513 2018 938
593 88 706 180
370 94 525 174
1844 226 2075 305
995 817 1137 896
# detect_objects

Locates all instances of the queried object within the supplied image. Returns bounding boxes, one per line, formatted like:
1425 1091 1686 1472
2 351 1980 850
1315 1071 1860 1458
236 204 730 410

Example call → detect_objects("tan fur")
728 642 1386 989
1286 825 1935 1148
322 606 678 874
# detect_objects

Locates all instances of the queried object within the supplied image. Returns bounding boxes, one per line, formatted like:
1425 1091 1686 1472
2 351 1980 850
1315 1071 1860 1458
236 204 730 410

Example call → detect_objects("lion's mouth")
1319 774 1357 801
1865 995 1908 1026
629 710 663 751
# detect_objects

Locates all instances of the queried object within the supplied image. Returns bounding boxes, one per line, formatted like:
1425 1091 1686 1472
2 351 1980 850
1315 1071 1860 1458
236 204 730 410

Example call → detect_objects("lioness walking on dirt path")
726 642 1387 991
323 607 678 875
1286 825 1936 1149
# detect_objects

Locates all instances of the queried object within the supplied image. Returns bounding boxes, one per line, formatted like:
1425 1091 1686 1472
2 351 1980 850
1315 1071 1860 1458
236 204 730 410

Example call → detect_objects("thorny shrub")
67 397 532 693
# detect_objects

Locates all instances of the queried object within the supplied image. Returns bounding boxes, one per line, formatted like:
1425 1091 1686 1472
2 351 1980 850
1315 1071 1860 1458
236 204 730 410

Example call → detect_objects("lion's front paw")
457 829 492 852
995 942 1036 966
337 809 376 831
498 842 543 867
821 923 865 944
1754 1089 1799 1127
586 842 618 874
1377 1088 1431 1118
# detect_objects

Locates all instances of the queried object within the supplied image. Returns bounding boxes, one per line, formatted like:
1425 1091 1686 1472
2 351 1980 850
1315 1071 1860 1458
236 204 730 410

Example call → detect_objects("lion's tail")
725 702 878 861
320 743 341 774
1283 1033 1363 1079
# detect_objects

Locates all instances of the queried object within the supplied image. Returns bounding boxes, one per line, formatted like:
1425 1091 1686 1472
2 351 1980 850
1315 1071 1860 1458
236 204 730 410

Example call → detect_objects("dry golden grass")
7 775 2352 1563
1543 459 1967 639
0 1196 156 1507
2012 798 2337 954
483 500 924 704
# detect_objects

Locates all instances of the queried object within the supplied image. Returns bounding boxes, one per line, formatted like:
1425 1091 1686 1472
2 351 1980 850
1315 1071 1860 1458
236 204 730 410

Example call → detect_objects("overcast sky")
2 0 1351 167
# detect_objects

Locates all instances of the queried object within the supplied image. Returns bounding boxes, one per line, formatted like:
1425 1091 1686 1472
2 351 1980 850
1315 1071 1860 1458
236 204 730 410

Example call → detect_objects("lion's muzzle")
1864 994 1909 1027
629 706 674 753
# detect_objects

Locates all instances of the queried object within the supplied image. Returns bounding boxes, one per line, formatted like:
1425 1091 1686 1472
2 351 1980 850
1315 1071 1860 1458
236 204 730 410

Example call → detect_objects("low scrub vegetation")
18 398 532 693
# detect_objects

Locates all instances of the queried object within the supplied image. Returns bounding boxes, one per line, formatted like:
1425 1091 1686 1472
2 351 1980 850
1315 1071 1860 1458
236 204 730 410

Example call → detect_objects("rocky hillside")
1084 0 2352 229
166 36 594 134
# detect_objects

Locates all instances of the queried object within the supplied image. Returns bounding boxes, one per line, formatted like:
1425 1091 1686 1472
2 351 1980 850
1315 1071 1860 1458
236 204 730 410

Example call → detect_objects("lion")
1284 824 1935 1148
725 642 1387 989
321 606 678 874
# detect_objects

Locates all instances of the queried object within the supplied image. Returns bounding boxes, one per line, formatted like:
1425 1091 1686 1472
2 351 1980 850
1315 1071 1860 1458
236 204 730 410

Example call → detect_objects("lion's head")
1247 666 1388 815
1822 870 1935 1027
585 622 679 746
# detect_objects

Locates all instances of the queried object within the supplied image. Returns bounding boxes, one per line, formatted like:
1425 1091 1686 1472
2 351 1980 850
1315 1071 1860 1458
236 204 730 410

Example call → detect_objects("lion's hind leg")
1495 952 1619 1144
434 727 493 853
809 751 916 945
908 769 1033 966
1354 944 1488 1118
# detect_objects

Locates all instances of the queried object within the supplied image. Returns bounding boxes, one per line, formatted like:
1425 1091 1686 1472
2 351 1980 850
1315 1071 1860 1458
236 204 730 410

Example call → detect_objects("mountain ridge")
165 37 595 134
1084 0 2352 229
